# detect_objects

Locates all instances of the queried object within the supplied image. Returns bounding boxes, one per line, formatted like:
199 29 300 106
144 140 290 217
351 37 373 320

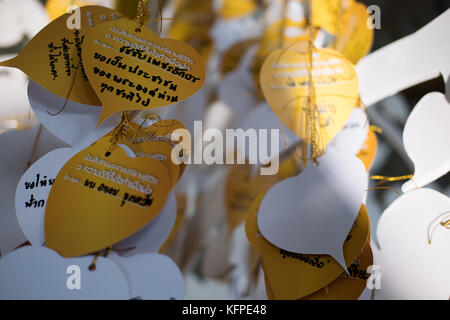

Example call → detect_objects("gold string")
105 112 132 157
47 58 81 116
427 211 450 245
369 125 383 134
366 186 400 195
305 0 319 166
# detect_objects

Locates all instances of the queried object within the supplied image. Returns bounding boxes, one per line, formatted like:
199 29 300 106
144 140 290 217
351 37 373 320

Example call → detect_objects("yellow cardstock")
45 136 171 257
336 1 374 64
259 40 359 152
301 241 373 300
246 194 370 300
123 137 181 188
82 17 206 123
126 119 188 178
312 0 342 35
0 6 121 106
357 128 378 171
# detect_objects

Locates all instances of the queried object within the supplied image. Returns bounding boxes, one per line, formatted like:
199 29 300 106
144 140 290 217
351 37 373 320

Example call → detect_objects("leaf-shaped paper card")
257 149 367 268
376 188 450 300
401 92 450 192
260 40 359 154
28 80 120 149
335 1 374 64
82 17 206 123
15 148 79 246
301 241 373 300
45 136 171 257
0 246 129 300
108 252 184 300
0 6 122 106
246 194 370 299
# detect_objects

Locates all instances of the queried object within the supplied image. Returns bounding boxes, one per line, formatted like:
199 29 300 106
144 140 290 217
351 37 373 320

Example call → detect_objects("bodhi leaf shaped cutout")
15 148 79 246
0 246 129 300
0 6 122 106
246 193 370 300
260 39 359 157
401 92 450 193
257 149 367 269
45 136 171 258
81 17 206 124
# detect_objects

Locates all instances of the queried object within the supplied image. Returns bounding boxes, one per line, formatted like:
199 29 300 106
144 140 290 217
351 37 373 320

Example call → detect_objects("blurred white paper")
0 126 67 256
331 108 369 155
114 192 177 256
109 252 184 300
401 92 450 192
357 9 450 106
28 80 120 149
257 149 367 268
15 148 78 246
237 103 299 164
0 246 129 300
376 188 450 300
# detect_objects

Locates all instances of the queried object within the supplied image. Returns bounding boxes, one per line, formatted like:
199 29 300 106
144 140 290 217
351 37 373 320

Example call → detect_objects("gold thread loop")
427 211 450 245
370 174 413 187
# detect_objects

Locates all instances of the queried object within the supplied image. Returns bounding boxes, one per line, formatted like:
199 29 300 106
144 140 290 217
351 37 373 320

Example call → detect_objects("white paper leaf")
402 92 450 192
15 148 79 246
0 246 129 300
376 188 450 300
257 149 367 268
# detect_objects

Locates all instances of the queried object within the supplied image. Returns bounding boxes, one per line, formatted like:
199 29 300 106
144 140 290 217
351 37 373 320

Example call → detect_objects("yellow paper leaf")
81 17 206 123
45 136 171 257
335 1 374 63
259 40 359 155
246 194 370 299
301 241 373 300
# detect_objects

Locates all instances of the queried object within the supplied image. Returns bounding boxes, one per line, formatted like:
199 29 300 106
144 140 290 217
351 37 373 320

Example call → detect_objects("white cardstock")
331 107 369 155
28 80 120 150
238 103 299 164
0 126 67 256
357 9 450 106
108 252 184 300
0 246 129 299
401 92 450 192
257 149 367 268
376 188 450 300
